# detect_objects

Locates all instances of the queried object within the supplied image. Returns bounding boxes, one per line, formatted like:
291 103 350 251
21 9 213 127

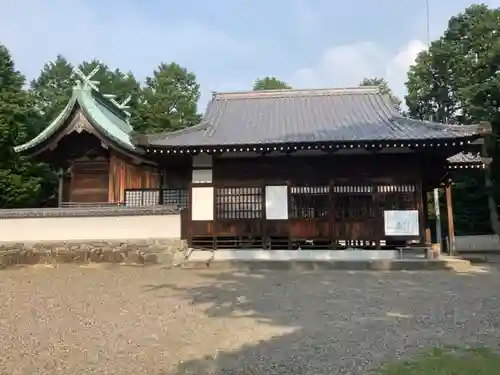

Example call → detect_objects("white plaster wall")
0 215 181 242
455 234 500 252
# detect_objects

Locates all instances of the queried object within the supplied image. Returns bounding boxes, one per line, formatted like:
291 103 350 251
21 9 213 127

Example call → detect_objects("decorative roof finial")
107 95 131 118
72 66 100 91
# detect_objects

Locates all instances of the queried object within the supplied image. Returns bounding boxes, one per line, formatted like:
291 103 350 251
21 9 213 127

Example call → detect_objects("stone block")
0 237 185 269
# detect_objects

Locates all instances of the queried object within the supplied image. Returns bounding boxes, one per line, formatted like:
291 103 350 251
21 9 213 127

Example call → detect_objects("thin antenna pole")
425 0 430 47
425 0 442 255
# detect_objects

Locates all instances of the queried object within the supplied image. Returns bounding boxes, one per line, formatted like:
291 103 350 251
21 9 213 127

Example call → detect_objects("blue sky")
2 0 500 110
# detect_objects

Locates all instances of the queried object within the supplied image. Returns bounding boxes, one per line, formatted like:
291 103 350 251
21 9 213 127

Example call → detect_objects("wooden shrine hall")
15 72 490 251
15 67 160 205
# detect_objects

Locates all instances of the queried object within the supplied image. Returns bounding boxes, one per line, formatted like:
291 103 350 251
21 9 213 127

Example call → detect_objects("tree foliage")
29 55 74 134
253 76 291 91
29 57 202 136
30 58 142 127
0 44 55 208
360 77 401 111
134 62 201 133
3 4 500 224
405 4 500 235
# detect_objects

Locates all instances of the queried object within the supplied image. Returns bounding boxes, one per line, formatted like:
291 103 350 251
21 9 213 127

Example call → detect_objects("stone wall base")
0 239 187 269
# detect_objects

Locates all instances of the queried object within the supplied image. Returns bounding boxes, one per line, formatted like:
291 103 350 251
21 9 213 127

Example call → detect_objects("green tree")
29 55 74 134
360 77 401 111
135 62 201 133
0 44 55 208
253 76 291 91
107 68 142 120
31 58 142 128
405 4 500 235
78 61 141 105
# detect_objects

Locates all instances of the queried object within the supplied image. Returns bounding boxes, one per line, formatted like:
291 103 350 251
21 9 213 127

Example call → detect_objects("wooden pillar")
158 166 164 205
433 188 442 256
57 168 64 207
416 181 426 246
423 190 431 245
445 180 456 255
287 181 293 250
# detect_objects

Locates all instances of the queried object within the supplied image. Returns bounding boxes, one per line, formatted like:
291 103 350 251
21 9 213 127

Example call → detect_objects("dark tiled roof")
447 152 483 164
140 87 483 148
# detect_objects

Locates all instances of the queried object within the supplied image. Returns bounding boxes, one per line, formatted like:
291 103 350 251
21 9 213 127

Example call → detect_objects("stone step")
180 258 472 271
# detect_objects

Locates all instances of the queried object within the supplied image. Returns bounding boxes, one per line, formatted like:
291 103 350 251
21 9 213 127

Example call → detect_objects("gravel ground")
1 264 500 375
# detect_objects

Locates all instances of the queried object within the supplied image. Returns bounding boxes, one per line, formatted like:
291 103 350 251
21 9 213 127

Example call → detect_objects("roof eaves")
14 92 79 153
132 121 212 147
392 117 490 138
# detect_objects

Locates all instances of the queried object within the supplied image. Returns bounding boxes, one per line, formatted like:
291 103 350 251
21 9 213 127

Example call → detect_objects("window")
333 185 374 220
377 184 416 210
162 189 189 208
290 186 330 219
215 187 263 219
124 189 160 207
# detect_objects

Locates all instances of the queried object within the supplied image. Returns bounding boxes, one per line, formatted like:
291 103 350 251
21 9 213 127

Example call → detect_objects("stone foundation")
0 238 187 269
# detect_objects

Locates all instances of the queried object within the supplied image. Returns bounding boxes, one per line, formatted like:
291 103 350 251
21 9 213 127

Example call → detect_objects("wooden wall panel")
69 160 109 203
108 154 159 203
185 153 428 249
213 154 421 185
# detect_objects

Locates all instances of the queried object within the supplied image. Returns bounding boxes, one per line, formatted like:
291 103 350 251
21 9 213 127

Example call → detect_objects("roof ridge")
214 86 381 100
90 88 129 122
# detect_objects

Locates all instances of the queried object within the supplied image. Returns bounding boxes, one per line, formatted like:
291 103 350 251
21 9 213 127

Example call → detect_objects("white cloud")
0 0 428 110
0 0 256 88
386 40 427 99
290 39 427 102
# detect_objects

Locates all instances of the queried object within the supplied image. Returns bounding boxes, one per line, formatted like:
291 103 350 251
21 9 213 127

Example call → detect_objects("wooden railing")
124 188 189 208
59 202 124 208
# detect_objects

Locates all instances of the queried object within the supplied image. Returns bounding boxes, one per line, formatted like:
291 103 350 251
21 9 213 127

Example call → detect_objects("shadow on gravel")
144 269 500 375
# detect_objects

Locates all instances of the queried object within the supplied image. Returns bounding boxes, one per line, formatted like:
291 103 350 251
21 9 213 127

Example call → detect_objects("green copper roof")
14 83 136 154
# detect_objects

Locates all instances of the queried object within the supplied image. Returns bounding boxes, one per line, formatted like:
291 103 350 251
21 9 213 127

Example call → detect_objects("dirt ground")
1 264 499 375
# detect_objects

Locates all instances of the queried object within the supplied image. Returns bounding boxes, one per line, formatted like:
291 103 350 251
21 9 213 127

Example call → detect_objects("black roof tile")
140 87 484 148
447 152 483 164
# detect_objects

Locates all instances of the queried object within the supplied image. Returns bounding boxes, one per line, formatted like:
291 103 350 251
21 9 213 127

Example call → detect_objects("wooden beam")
471 138 484 145
422 189 431 246
445 180 456 255
57 168 64 207
433 188 442 256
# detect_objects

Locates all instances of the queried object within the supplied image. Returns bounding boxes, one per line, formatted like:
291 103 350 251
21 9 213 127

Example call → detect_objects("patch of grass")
377 347 500 375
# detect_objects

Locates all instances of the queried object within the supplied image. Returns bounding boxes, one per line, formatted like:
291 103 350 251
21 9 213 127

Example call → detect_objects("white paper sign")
265 185 288 220
191 187 214 221
384 210 419 236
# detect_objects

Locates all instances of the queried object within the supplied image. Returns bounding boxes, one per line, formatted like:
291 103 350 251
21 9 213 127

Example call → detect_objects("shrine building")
15 70 489 252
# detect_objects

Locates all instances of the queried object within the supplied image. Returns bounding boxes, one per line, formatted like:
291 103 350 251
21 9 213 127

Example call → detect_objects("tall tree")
29 55 74 135
30 58 142 128
0 44 55 208
405 4 500 235
360 77 401 111
253 76 291 91
135 62 201 133
78 61 143 125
